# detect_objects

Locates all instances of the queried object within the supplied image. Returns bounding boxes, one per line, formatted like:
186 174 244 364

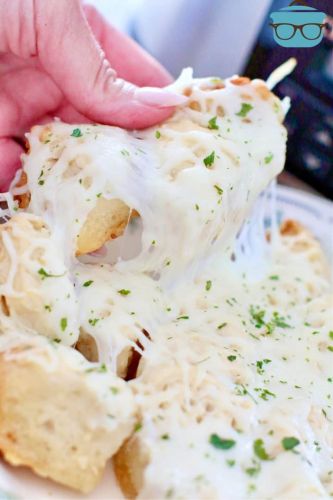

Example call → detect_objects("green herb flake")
208 116 219 130
83 280 94 287
60 317 68 332
195 204 200 211
44 304 52 312
121 149 130 156
264 152 274 164
236 103 253 118
205 280 212 291
269 275 279 281
329 331 333 340
217 322 227 330
256 359 271 374
226 459 236 467
209 434 236 450
88 318 99 327
118 289 131 296
155 130 161 139
38 268 64 280
256 388 276 401
161 433 170 440
134 422 142 432
227 355 237 362
282 437 300 451
177 315 189 320
214 184 223 196
38 180 45 186
253 439 271 461
245 462 261 477
203 151 215 168
71 128 83 138
327 346 333 352
110 387 119 395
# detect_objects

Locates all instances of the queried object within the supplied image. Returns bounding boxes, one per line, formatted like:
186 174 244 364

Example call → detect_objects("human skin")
0 0 186 191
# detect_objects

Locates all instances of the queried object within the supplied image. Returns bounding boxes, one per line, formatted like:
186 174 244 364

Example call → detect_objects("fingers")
83 5 172 88
0 0 36 58
34 0 184 129
0 138 23 192
0 56 62 137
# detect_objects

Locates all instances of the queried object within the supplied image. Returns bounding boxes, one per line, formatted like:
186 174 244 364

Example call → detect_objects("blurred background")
88 0 333 199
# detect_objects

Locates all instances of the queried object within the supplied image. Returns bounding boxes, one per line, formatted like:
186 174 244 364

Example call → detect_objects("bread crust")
0 341 136 493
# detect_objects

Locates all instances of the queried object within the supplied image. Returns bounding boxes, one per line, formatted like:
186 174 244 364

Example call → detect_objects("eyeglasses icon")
270 22 327 41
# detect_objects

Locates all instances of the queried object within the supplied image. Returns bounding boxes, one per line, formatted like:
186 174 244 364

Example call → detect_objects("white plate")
0 186 332 500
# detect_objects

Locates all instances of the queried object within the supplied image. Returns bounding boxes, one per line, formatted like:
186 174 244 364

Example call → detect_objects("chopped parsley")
217 322 227 330
38 268 64 280
177 315 189 320
253 439 271 461
88 318 99 326
327 346 333 352
269 275 279 281
214 184 223 196
226 459 236 467
227 355 237 362
161 434 170 440
329 331 333 340
264 152 274 164
110 387 119 395
245 461 261 477
256 359 271 375
85 364 108 374
44 304 52 312
203 151 215 168
195 204 200 211
134 422 142 432
60 317 67 331
118 289 131 296
209 434 236 450
205 280 212 291
236 103 253 118
249 306 265 328
282 437 300 451
83 280 94 287
208 116 219 130
155 130 161 139
249 306 290 334
255 388 276 401
71 128 83 137
121 149 130 156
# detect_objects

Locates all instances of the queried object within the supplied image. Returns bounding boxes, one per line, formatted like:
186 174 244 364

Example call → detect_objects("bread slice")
0 336 136 493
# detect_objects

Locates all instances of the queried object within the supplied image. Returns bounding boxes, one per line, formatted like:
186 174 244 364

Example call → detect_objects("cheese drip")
0 72 331 499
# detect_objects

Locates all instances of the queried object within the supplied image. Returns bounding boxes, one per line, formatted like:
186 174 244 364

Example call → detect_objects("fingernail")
135 87 188 107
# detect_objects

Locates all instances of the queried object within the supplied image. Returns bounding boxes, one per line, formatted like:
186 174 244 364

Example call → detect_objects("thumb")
35 0 185 129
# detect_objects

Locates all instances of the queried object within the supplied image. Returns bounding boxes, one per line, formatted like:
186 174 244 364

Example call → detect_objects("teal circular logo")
270 3 327 47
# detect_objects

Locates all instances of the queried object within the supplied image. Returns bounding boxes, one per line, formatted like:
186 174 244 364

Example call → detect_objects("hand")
0 0 185 191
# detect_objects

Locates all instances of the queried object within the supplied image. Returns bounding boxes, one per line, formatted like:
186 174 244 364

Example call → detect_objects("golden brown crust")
113 434 149 499
280 219 302 236
13 171 30 209
0 347 135 493
76 197 138 256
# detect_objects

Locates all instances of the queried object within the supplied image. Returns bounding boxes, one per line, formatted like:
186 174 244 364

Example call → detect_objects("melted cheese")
0 72 332 499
